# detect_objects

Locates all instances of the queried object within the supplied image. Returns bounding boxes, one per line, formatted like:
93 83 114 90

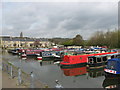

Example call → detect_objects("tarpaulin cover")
108 58 120 73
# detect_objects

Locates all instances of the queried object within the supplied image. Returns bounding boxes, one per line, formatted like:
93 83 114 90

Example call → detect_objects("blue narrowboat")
102 77 120 89
104 56 120 77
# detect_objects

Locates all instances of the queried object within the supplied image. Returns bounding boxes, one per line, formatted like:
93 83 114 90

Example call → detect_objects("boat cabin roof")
108 58 120 62
106 53 119 56
88 55 107 58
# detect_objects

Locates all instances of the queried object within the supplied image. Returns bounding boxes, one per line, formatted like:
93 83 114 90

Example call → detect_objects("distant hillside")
48 38 71 44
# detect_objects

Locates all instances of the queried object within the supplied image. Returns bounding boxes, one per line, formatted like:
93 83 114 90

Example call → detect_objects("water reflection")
40 62 42 66
38 61 54 66
88 68 104 78
60 65 104 78
102 77 120 89
61 66 87 76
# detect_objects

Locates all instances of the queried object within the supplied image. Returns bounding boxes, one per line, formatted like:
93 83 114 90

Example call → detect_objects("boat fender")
86 65 89 67
54 61 60 64
21 57 27 60
36 54 40 56
37 56 42 60
21 54 27 57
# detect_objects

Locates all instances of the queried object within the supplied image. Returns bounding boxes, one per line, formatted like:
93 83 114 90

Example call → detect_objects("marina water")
2 51 119 88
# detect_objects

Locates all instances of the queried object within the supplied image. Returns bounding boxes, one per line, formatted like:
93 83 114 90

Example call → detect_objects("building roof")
2 37 48 42
2 38 12 41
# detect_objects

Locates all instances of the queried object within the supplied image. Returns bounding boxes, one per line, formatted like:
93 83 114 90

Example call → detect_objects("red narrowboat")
60 52 117 68
60 54 89 68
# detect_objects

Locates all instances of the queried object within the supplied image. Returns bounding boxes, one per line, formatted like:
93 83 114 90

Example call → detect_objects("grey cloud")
2 2 118 39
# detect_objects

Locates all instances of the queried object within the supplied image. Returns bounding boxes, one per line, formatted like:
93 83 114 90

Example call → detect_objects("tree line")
86 30 120 48
57 30 120 48
61 34 84 46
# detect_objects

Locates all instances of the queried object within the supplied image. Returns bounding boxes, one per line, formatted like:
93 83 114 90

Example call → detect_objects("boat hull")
42 57 62 61
104 72 120 78
87 62 107 69
60 63 87 69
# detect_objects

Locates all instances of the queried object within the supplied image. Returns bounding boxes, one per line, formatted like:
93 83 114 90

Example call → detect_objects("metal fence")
2 60 49 88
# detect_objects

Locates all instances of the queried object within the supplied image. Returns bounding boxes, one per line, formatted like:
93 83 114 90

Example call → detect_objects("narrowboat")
104 56 120 77
60 54 89 68
18 49 27 55
60 52 117 68
41 51 63 60
25 49 44 56
102 77 120 89
19 49 44 59
8 49 20 55
87 53 118 69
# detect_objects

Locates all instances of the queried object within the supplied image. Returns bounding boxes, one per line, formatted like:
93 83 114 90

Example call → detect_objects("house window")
20 43 23 46
13 43 16 47
30 44 33 47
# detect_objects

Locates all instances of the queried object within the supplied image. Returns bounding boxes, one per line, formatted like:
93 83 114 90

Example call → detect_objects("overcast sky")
1 1 118 39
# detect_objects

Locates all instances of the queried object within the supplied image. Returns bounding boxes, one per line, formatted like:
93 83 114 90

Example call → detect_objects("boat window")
111 55 114 59
97 58 101 63
103 56 107 61
107 56 111 59
89 58 94 64
114 55 116 58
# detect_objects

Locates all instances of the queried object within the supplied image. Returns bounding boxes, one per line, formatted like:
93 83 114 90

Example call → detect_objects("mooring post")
6 64 9 74
10 65 13 78
86 72 89 79
30 71 34 88
18 67 22 85
2 63 4 71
